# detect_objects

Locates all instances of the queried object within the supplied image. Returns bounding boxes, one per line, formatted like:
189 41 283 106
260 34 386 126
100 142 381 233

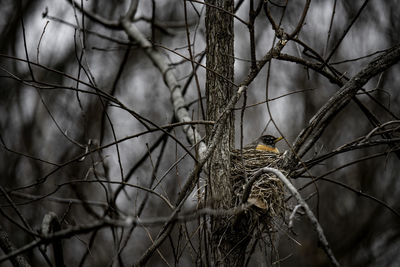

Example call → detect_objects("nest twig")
231 148 286 221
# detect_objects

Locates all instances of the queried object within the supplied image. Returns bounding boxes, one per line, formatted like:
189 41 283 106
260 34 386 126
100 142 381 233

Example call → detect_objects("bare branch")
254 167 340 267
286 43 400 168
120 17 207 158
0 224 31 267
41 212 65 267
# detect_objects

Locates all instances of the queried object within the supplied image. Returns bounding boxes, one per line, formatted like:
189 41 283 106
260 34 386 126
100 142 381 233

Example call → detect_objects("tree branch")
120 17 207 158
254 167 340 267
285 43 400 168
0 224 31 267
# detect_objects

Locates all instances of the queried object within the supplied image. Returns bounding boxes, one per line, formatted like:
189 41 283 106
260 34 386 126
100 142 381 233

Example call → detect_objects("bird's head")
256 135 283 153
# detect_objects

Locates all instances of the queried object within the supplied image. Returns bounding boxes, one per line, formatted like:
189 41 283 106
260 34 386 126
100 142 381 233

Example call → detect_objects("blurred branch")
8 120 213 192
295 139 400 176
0 134 60 166
6 191 108 208
239 34 288 86
120 14 208 158
278 48 399 122
251 167 340 267
134 85 247 266
0 224 31 267
41 212 65 267
299 176 400 220
0 204 250 265
1 57 202 168
189 0 248 26
1 1 398 266
183 0 205 119
125 0 139 21
288 0 311 38
43 10 131 44
263 0 310 39
323 0 337 57
0 54 114 99
0 186 53 265
325 0 370 63
292 121 400 174
17 179 175 211
114 137 169 260
65 0 120 29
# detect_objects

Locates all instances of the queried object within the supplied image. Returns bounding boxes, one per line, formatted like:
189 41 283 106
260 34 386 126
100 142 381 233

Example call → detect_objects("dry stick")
364 120 400 140
20 13 35 82
43 13 130 44
293 36 400 124
325 0 370 63
7 190 108 207
323 0 337 57
288 204 302 230
265 0 323 214
0 54 113 100
64 0 293 262
120 18 207 158
0 203 249 265
65 0 121 28
0 221 105 265
251 167 340 267
152 43 235 87
307 139 400 173
134 85 247 267
0 185 53 264
278 50 399 123
287 43 400 167
183 0 206 120
288 0 311 39
302 175 400 220
41 213 65 267
73 1 125 195
189 0 249 26
115 138 169 260
295 145 395 178
0 134 60 166
63 0 256 149
7 120 211 193
99 45 132 145
248 0 257 70
35 89 85 148
0 224 31 267
65 0 227 160
331 49 388 65
36 20 49 64
36 179 175 211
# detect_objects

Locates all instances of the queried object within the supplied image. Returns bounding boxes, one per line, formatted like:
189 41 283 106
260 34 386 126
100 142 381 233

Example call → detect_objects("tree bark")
205 1 249 266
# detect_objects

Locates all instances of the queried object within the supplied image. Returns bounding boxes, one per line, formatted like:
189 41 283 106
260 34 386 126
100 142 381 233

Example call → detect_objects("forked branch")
285 43 400 168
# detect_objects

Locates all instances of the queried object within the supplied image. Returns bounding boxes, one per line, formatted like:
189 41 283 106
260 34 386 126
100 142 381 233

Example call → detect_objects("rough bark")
205 0 234 200
205 1 248 266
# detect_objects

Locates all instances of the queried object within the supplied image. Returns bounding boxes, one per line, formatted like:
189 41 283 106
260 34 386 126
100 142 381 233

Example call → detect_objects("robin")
245 135 283 153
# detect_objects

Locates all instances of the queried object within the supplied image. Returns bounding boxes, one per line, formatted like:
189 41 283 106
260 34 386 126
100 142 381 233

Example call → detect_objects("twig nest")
230 148 286 219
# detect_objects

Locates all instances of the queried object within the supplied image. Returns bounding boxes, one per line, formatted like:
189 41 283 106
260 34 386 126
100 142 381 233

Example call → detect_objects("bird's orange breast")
256 144 280 153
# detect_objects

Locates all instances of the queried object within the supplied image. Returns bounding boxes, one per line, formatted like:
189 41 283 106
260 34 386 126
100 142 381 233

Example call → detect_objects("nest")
230 148 287 222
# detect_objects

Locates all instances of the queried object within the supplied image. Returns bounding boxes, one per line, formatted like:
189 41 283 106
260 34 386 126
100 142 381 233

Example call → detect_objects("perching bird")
244 135 283 154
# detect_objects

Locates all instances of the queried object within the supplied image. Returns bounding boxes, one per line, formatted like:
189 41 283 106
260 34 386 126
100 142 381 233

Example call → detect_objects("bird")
244 135 283 154
231 134 285 211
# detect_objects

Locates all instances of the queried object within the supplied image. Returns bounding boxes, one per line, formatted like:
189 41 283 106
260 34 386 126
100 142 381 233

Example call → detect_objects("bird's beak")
274 137 283 143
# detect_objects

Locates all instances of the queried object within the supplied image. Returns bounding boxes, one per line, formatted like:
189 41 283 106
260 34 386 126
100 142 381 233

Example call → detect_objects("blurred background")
0 0 399 266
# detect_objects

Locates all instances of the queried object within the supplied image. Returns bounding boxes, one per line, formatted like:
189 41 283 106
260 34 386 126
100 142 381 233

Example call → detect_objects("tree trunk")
205 1 249 266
